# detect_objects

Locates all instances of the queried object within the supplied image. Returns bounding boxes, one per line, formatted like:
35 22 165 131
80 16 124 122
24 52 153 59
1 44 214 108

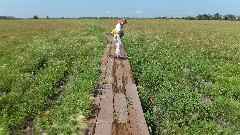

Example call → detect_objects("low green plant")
0 20 108 134
123 19 240 134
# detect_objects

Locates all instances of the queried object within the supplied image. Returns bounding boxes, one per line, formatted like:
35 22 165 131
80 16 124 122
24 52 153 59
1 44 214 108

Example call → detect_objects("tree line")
7 13 239 20
0 16 15 19
185 13 240 20
155 13 239 21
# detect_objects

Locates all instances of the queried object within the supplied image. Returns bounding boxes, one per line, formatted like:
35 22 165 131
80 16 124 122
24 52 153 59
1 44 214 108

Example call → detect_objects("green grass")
0 19 108 134
123 19 240 134
1 19 240 134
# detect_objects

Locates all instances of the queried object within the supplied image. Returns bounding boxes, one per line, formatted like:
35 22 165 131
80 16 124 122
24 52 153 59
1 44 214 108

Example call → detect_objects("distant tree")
186 16 195 20
0 16 8 19
196 14 212 20
229 14 236 20
162 16 167 19
203 14 212 20
237 16 240 21
223 14 236 20
207 14 213 20
196 14 204 20
33 15 38 19
182 13 240 21
213 13 222 20
46 16 49 19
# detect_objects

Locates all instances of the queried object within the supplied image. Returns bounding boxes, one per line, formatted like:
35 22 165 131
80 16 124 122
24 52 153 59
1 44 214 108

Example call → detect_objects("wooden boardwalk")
87 40 149 135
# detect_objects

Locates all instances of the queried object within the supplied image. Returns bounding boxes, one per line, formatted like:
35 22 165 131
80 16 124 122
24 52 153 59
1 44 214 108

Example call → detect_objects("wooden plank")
100 43 111 85
105 58 114 84
125 84 150 135
90 84 113 135
115 93 128 123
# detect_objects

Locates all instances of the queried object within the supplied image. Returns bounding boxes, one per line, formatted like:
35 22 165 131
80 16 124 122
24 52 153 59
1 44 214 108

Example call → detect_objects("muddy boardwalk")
86 40 149 135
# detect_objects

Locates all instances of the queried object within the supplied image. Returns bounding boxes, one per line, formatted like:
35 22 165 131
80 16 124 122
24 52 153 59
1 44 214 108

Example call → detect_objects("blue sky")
0 0 240 18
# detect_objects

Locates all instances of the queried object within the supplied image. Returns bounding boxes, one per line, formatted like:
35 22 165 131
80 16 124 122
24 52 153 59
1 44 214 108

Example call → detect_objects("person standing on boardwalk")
112 19 127 58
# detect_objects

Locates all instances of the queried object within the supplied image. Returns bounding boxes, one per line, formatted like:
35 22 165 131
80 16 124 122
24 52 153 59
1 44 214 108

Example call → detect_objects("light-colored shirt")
115 23 122 32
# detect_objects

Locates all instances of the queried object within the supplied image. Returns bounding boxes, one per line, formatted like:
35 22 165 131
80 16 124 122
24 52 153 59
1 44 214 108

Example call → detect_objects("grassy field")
123 19 240 134
1 19 240 134
0 19 108 134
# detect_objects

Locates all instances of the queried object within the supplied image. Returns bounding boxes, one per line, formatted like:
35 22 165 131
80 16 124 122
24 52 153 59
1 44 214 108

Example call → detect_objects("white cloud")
105 11 111 14
133 10 144 14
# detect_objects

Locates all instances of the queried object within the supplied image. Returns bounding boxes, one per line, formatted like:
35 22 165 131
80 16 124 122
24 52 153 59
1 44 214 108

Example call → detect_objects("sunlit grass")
123 19 240 134
0 19 108 134
1 19 240 134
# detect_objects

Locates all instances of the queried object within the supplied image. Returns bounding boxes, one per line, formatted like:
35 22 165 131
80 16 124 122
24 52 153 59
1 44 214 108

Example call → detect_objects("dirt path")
87 40 149 135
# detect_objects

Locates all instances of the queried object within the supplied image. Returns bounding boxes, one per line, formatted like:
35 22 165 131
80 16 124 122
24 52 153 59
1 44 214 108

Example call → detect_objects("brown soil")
87 40 149 135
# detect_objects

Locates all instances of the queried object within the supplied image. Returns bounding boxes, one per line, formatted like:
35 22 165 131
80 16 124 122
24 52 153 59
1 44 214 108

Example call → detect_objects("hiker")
112 19 127 57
